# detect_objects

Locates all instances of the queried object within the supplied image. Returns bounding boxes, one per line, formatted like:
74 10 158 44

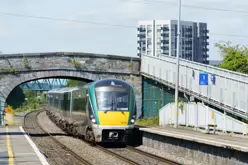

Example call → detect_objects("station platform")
139 126 248 152
0 126 49 165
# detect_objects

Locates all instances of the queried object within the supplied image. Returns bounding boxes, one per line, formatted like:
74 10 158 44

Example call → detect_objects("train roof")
47 82 93 94
47 79 133 94
93 79 133 89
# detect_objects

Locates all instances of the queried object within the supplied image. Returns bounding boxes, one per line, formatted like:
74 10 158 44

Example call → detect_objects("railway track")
96 145 139 165
97 144 180 165
25 109 180 165
126 146 180 165
24 110 92 165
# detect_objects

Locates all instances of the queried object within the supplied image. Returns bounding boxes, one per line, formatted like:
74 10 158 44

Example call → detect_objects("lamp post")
174 0 181 128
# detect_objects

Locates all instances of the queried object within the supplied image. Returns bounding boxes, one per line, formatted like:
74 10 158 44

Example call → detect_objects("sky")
0 0 248 60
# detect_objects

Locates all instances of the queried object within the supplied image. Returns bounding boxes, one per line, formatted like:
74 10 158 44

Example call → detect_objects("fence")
159 102 248 135
141 55 248 120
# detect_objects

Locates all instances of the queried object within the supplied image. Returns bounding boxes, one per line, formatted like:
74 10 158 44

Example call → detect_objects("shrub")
135 116 159 126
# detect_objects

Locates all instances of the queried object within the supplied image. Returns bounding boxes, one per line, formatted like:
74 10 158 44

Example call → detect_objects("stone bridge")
0 52 141 124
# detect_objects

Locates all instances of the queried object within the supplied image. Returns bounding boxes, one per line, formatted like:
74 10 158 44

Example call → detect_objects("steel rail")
24 110 92 165
96 145 140 165
127 146 181 165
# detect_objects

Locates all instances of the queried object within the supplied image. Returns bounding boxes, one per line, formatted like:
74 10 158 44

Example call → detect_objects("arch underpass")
0 52 142 125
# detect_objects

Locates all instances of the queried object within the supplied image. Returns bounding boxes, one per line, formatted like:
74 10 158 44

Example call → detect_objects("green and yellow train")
46 79 137 144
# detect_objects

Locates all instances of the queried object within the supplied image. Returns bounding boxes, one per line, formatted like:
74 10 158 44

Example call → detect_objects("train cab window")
95 87 130 112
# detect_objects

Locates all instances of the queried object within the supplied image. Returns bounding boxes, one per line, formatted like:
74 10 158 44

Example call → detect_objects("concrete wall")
142 131 248 165
0 52 142 120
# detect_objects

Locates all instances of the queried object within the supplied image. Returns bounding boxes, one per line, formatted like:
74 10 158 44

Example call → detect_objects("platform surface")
139 126 248 152
0 126 49 165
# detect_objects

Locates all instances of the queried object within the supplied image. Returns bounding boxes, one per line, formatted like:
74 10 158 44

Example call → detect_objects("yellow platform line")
6 127 14 165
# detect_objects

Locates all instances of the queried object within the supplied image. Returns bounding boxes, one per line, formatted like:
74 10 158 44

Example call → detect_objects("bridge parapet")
0 52 140 75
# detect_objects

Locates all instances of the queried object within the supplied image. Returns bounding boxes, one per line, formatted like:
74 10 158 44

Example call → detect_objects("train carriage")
46 79 136 144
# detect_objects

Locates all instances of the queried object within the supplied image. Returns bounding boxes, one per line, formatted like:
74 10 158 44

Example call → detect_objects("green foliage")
24 90 37 98
71 58 81 69
15 90 43 112
215 41 248 74
73 98 87 111
24 58 30 69
129 63 133 72
135 116 159 126
40 92 47 104
67 80 86 87
0 66 19 75
220 52 248 73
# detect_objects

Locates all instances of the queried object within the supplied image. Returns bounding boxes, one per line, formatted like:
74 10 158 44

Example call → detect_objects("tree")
40 92 47 104
67 80 86 87
215 41 248 74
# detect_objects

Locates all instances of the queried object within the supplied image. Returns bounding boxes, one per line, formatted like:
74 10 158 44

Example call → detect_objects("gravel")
24 111 85 165
37 111 129 165
108 147 169 165
135 145 206 165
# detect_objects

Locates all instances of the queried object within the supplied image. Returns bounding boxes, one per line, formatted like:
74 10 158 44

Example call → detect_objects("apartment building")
137 20 209 64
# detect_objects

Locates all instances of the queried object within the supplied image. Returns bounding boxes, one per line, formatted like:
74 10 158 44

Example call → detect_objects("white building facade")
137 20 209 64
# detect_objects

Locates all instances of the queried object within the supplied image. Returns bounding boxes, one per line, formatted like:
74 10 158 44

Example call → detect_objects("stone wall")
142 131 248 165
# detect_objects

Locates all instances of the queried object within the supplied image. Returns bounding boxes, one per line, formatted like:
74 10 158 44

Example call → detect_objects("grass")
135 116 159 127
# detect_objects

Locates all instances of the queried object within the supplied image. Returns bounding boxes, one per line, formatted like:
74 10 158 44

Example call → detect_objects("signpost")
199 72 209 86
6 107 13 114
5 107 13 125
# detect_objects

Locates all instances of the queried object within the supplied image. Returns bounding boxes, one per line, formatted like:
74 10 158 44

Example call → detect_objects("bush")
135 116 159 126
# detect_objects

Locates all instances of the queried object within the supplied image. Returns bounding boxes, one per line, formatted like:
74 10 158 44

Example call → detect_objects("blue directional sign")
199 73 208 86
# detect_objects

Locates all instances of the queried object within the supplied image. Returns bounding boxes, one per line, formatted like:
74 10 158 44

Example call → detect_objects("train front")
89 79 136 143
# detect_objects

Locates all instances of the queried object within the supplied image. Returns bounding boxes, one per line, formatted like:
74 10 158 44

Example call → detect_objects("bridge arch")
1 69 140 105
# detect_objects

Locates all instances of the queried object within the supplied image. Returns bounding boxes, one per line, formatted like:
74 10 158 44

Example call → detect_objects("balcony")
204 29 209 33
185 47 193 51
139 38 146 42
203 48 209 52
185 41 192 45
137 27 146 32
137 34 146 38
161 39 169 44
161 46 169 50
185 35 193 38
161 26 169 30
161 43 169 47
203 54 209 58
161 33 169 37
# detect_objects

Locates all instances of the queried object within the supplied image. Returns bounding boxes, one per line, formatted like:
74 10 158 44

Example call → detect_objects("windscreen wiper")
116 103 124 114
104 104 113 113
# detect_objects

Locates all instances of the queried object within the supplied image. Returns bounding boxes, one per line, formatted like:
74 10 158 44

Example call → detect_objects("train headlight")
131 119 135 124
91 118 96 124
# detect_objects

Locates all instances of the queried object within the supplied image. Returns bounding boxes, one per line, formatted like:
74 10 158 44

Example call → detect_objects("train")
45 79 137 144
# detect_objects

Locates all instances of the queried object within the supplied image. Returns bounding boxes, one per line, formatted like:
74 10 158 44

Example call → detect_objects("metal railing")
141 55 248 120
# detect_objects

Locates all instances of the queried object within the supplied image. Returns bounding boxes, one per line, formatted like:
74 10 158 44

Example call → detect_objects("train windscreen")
95 87 130 112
